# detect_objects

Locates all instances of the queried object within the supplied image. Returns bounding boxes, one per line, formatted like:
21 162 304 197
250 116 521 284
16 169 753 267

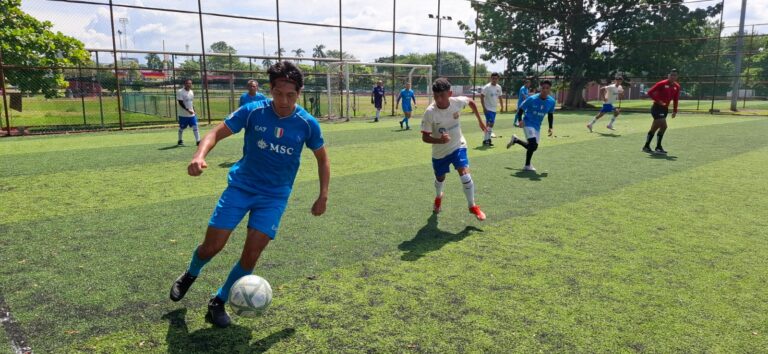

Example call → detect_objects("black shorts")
651 104 669 120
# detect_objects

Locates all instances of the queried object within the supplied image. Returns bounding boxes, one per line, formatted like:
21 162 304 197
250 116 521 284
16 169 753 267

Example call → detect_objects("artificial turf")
1 111 767 352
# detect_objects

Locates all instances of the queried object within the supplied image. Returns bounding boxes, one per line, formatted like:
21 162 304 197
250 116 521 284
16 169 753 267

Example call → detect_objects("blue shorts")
484 111 497 125
402 104 412 113
208 185 288 239
432 148 469 177
600 104 615 113
374 100 383 109
179 116 198 128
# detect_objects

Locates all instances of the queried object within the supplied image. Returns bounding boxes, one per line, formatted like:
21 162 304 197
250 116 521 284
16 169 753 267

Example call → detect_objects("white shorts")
523 126 540 142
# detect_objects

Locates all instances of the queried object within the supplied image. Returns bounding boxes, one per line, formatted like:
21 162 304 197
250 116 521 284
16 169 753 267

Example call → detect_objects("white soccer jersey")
421 96 471 159
177 88 195 117
604 84 623 104
481 83 502 112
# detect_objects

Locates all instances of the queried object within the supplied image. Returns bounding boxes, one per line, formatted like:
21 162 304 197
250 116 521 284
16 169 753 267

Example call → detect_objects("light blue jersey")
224 100 324 199
520 94 556 131
399 89 415 112
239 92 268 107
517 86 529 108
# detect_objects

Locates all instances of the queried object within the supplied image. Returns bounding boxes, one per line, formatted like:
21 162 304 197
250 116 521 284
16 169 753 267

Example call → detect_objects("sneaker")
482 139 489 146
206 296 231 328
169 271 197 302
405 126 410 130
523 165 537 171
506 135 520 149
587 123 593 133
374 118 379 122
433 193 443 214
177 140 184 146
399 121 404 129
642 146 653 153
469 205 486 221
606 124 615 130
655 147 668 155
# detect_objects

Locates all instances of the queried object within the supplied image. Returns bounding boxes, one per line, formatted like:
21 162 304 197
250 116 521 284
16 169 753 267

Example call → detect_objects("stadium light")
428 11 454 77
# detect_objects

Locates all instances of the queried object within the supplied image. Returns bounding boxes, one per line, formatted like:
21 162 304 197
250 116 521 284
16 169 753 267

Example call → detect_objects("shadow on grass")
163 309 295 354
473 145 494 151
391 129 411 132
646 153 679 161
596 132 622 138
158 145 184 151
219 162 236 168
506 167 549 181
398 214 482 261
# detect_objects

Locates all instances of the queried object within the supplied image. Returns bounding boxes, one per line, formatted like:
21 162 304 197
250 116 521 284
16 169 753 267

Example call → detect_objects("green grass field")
1 111 767 353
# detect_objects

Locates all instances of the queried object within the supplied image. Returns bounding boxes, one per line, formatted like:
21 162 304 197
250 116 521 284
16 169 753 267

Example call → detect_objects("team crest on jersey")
274 127 284 138
258 139 268 150
453 112 460 119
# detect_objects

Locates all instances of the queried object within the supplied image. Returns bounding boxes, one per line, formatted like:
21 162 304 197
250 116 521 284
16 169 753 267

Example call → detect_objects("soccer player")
643 69 681 154
396 82 417 130
371 80 386 122
168 62 330 328
421 78 487 221
176 79 200 146
506 80 556 171
513 79 531 127
480 73 504 146
587 76 624 132
239 79 267 107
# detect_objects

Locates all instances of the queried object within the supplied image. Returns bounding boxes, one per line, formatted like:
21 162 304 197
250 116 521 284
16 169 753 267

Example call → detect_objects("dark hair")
615 75 624 80
432 78 452 93
669 69 678 74
540 80 552 87
183 79 192 84
524 78 531 83
490 72 500 77
268 61 304 91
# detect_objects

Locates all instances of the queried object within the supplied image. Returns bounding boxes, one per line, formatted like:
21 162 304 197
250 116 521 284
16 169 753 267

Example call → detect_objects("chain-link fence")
1 0 766 136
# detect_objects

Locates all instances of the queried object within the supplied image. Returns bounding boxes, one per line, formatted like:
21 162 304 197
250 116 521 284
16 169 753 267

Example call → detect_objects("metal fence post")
0 47 11 134
108 0 124 129
95 51 105 127
197 0 212 124
391 0 396 117
78 63 87 125
710 0 725 113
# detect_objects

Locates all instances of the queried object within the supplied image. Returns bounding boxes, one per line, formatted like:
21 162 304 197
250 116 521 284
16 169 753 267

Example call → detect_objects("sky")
20 0 768 72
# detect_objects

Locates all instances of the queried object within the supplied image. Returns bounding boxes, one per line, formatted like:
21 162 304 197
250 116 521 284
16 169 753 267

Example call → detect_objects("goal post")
326 62 433 120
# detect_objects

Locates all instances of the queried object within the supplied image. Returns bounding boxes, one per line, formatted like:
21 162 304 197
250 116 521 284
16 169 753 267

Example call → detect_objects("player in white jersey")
176 79 201 146
420 78 487 221
480 73 504 146
587 76 624 132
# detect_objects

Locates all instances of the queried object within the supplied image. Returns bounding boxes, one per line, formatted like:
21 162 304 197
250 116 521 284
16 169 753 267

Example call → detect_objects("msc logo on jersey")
274 127 285 138
258 139 294 155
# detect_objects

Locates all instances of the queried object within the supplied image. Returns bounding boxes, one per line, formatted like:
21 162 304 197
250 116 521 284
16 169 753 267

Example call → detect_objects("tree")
178 59 201 80
292 48 305 63
460 0 721 108
262 58 273 69
275 48 286 58
145 53 162 70
207 41 247 72
0 0 89 97
326 50 355 60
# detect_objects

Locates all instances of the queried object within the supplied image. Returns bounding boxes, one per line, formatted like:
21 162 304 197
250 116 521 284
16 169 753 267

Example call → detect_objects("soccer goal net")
326 62 433 120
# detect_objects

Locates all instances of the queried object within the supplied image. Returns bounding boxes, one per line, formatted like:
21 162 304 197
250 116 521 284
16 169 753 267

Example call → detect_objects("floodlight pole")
729 0 748 112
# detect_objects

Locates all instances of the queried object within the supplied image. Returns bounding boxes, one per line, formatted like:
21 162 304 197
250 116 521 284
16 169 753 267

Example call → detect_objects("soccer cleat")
399 121 404 129
469 205 486 221
506 135 520 149
488 140 494 147
177 140 184 146
405 126 410 130
606 124 615 130
587 123 593 133
642 146 653 153
482 139 489 146
169 271 197 302
655 147 668 155
433 193 443 214
206 296 231 328
523 165 537 171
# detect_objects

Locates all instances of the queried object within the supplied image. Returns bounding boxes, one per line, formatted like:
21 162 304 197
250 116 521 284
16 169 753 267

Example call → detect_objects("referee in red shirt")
643 69 681 154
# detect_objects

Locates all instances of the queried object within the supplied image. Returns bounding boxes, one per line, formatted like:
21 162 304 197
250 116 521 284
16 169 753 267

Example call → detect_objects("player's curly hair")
268 61 304 91
540 80 553 87
432 78 452 93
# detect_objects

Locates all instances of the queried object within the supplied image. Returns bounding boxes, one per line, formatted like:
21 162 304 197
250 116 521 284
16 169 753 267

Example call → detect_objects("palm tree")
292 48 305 63
275 48 286 58
312 44 326 69
262 58 273 69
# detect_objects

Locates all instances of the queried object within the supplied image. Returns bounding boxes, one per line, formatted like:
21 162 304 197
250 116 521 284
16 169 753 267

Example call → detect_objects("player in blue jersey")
239 79 268 107
506 80 556 171
169 62 331 328
371 80 386 122
513 79 531 127
396 82 417 130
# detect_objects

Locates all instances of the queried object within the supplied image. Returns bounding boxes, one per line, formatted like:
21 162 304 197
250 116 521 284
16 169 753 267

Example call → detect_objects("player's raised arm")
466 99 487 132
188 123 233 176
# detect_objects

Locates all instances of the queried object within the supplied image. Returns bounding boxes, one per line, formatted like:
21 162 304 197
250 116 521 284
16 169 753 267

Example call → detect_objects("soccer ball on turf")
228 275 273 317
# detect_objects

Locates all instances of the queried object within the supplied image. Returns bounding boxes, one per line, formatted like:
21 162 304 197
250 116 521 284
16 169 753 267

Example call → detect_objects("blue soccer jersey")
520 94 556 131
224 100 324 199
239 92 268 107
517 86 529 108
399 89 415 110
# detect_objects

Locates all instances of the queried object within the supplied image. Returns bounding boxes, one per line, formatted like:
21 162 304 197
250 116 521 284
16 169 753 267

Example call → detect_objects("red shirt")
647 79 681 113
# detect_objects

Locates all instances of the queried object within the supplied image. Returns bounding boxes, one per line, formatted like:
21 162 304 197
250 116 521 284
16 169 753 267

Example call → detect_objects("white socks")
435 179 444 198
376 109 381 119
589 117 598 125
609 116 617 125
193 126 200 142
178 128 184 141
484 127 493 141
460 174 475 207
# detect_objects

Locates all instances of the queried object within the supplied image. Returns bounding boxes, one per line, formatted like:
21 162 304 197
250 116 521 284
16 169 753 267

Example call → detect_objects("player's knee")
435 175 446 182
198 243 223 259
528 142 539 152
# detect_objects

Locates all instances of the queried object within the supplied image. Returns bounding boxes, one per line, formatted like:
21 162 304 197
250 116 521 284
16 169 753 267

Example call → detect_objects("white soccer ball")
228 275 273 317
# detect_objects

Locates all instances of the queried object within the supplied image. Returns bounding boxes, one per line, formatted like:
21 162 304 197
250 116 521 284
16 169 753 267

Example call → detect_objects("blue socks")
402 117 409 128
215 261 253 303
187 247 210 277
